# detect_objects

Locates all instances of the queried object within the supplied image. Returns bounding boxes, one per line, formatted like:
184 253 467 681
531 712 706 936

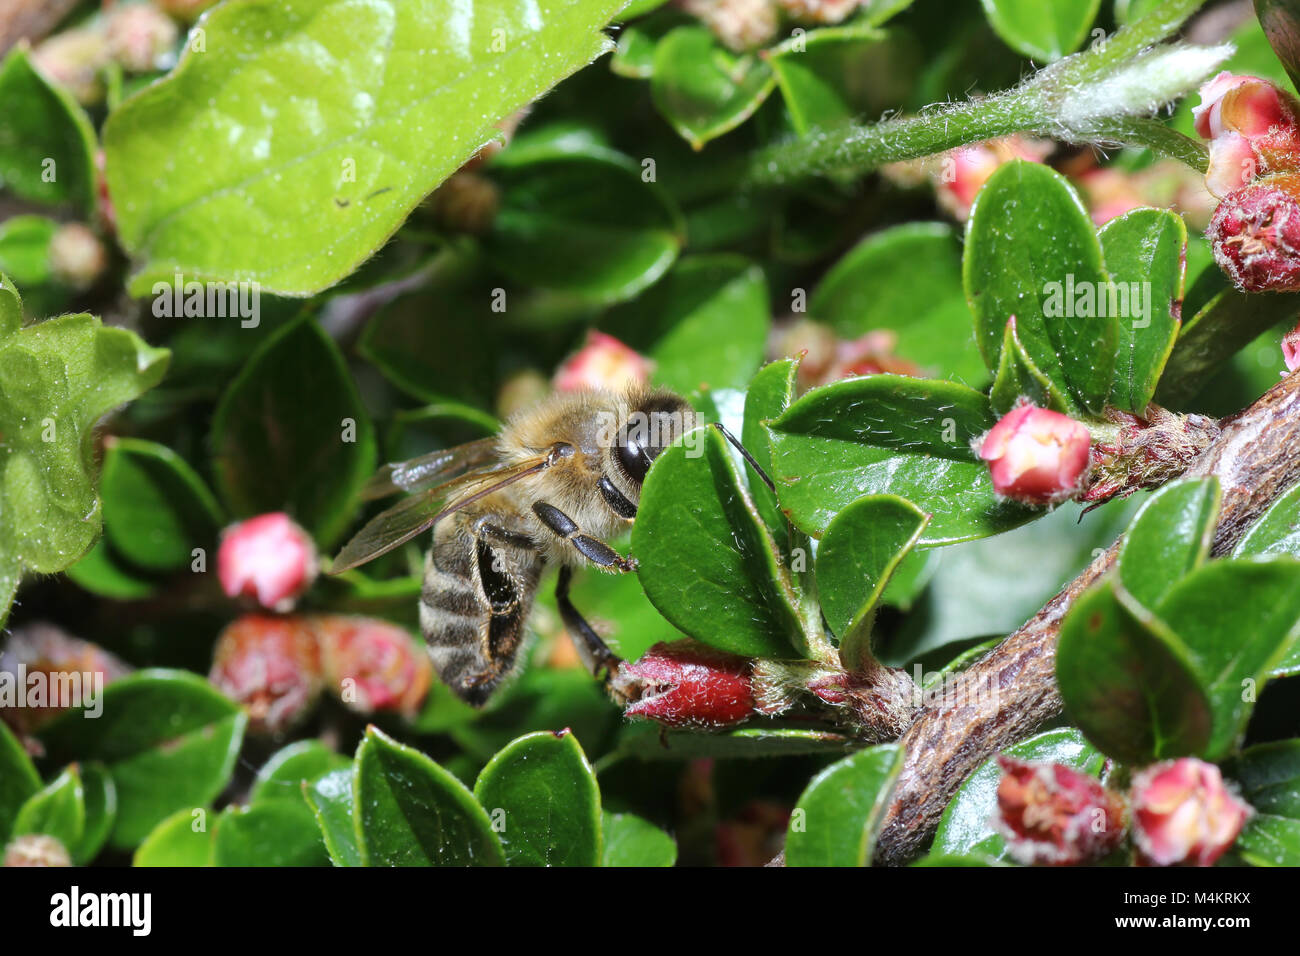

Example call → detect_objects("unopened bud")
0 622 131 738
995 757 1127 865
425 172 500 235
553 330 651 394
48 223 108 289
209 615 322 735
1283 320 1300 373
681 0 778 52
977 401 1091 506
105 2 179 73
217 512 318 612
32 28 110 105
1194 73 1300 197
776 0 861 24
3 834 72 867
622 640 758 730
312 615 432 717
936 137 1051 220
1207 173 1300 292
1130 758 1252 867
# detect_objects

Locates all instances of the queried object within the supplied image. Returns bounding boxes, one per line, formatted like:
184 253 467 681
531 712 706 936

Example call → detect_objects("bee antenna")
712 423 776 492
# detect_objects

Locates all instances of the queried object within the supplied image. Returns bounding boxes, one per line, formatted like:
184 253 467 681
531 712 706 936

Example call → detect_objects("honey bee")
331 386 771 707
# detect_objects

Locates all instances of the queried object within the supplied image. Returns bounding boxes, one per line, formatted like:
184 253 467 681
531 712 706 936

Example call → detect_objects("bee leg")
531 502 638 573
556 565 638 702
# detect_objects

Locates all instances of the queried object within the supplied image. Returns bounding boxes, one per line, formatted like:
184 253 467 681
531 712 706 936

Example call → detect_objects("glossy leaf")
474 730 602 866
100 438 223 572
965 161 1115 414
251 740 350 804
484 153 683 303
601 811 676 866
633 426 803 658
0 719 40 844
65 539 157 601
354 726 504 866
1257 0 1300 92
768 375 1034 543
133 807 215 867
989 315 1069 415
12 765 84 853
980 0 1102 62
1231 740 1300 860
1155 559 1300 760
651 26 776 150
0 47 97 213
1116 477 1220 611
1234 479 1300 559
73 763 117 865
1057 579 1212 765
611 8 691 78
1099 208 1186 413
0 215 57 288
1234 813 1300 866
810 223 987 384
784 744 904 867
211 316 376 549
213 802 328 866
104 0 628 295
768 25 892 136
304 769 363 867
931 728 1104 860
0 280 169 626
37 669 246 849
741 358 798 542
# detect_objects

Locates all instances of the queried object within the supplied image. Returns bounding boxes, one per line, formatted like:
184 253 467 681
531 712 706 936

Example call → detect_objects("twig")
0 0 79 55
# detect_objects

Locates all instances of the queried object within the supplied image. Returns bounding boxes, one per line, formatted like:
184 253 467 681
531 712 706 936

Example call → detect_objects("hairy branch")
872 371 1300 865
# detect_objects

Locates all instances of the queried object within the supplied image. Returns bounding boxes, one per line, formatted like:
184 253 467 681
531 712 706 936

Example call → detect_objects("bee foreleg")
556 566 637 703
532 502 638 573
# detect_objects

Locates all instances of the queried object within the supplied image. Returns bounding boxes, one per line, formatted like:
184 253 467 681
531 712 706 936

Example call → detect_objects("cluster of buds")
553 330 652 394
977 402 1092 506
32 2 181 105
769 319 923 392
1193 73 1300 293
994 756 1252 867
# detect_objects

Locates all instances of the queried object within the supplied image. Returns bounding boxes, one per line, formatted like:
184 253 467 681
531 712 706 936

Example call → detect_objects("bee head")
613 390 699 485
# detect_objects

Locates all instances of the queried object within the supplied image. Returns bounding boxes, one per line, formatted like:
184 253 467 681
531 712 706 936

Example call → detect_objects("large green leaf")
965 160 1115 414
37 670 246 850
931 728 1105 860
601 811 676 866
104 0 627 295
211 316 376 549
1116 477 1219 611
353 727 504 866
1231 739 1300 866
303 768 363 867
473 730 602 866
1155 559 1300 761
0 47 97 213
213 802 329 866
1099 208 1186 413
633 426 804 658
768 375 1034 543
784 744 904 867
0 279 169 627
0 720 40 844
1056 579 1212 765
810 223 986 384
980 0 1102 61
12 765 85 854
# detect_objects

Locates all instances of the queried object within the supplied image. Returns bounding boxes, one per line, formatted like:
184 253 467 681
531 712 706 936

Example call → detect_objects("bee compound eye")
616 426 657 483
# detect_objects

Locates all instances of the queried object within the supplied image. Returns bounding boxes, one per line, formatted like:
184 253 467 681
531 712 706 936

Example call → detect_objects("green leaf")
1056 579 1212 765
989 315 1070 415
100 438 223 572
0 281 170 626
651 26 776 150
815 495 928 668
484 153 683 303
611 9 691 79
65 538 157 601
1230 740 1300 861
964 160 1116 414
72 763 117 865
133 807 215 867
12 765 84 853
0 719 41 844
633 426 804 658
1257 0 1300 92
354 726 504 866
810 223 987 384
601 811 676 866
213 802 329 866
37 669 246 850
303 769 363 867
1099 208 1187 413
980 0 1102 61
211 316 376 549
1156 289 1300 408
473 730 602 866
768 25 894 137
0 47 97 213
1234 813 1300 866
741 358 798 540
0 215 57 287
1117 477 1220 611
1155 559 1300 761
932 728 1104 860
1234 480 1300 559
104 0 627 295
784 744 904 867
251 740 350 804
611 723 855 760
768 375 1034 543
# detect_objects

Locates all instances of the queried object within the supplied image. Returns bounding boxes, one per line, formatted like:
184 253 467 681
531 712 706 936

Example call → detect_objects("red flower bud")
1207 173 1300 292
3 834 72 867
105 2 179 73
1193 73 1300 197
936 137 1051 220
1130 759 1252 867
217 513 318 612
977 402 1091 505
622 640 758 730
312 615 432 718
995 757 1127 866
0 623 131 739
209 615 322 735
553 330 651 394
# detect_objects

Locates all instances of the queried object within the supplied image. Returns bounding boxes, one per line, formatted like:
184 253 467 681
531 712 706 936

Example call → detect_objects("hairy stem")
872 370 1300 865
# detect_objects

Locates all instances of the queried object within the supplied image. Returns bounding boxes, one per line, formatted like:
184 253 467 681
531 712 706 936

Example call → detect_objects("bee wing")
361 436 500 500
331 454 551 573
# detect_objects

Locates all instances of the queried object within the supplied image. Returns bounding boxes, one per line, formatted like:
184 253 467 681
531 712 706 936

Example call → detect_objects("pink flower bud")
1131 759 1252 867
995 757 1128 866
977 401 1091 505
209 615 322 735
776 0 861 25
622 640 758 730
49 223 108 290
936 137 1051 220
105 2 179 73
1193 73 1300 197
1206 173 1300 292
681 0 778 52
0 623 131 740
1283 320 1300 373
312 615 432 718
217 513 318 612
3 834 72 867
553 331 651 394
